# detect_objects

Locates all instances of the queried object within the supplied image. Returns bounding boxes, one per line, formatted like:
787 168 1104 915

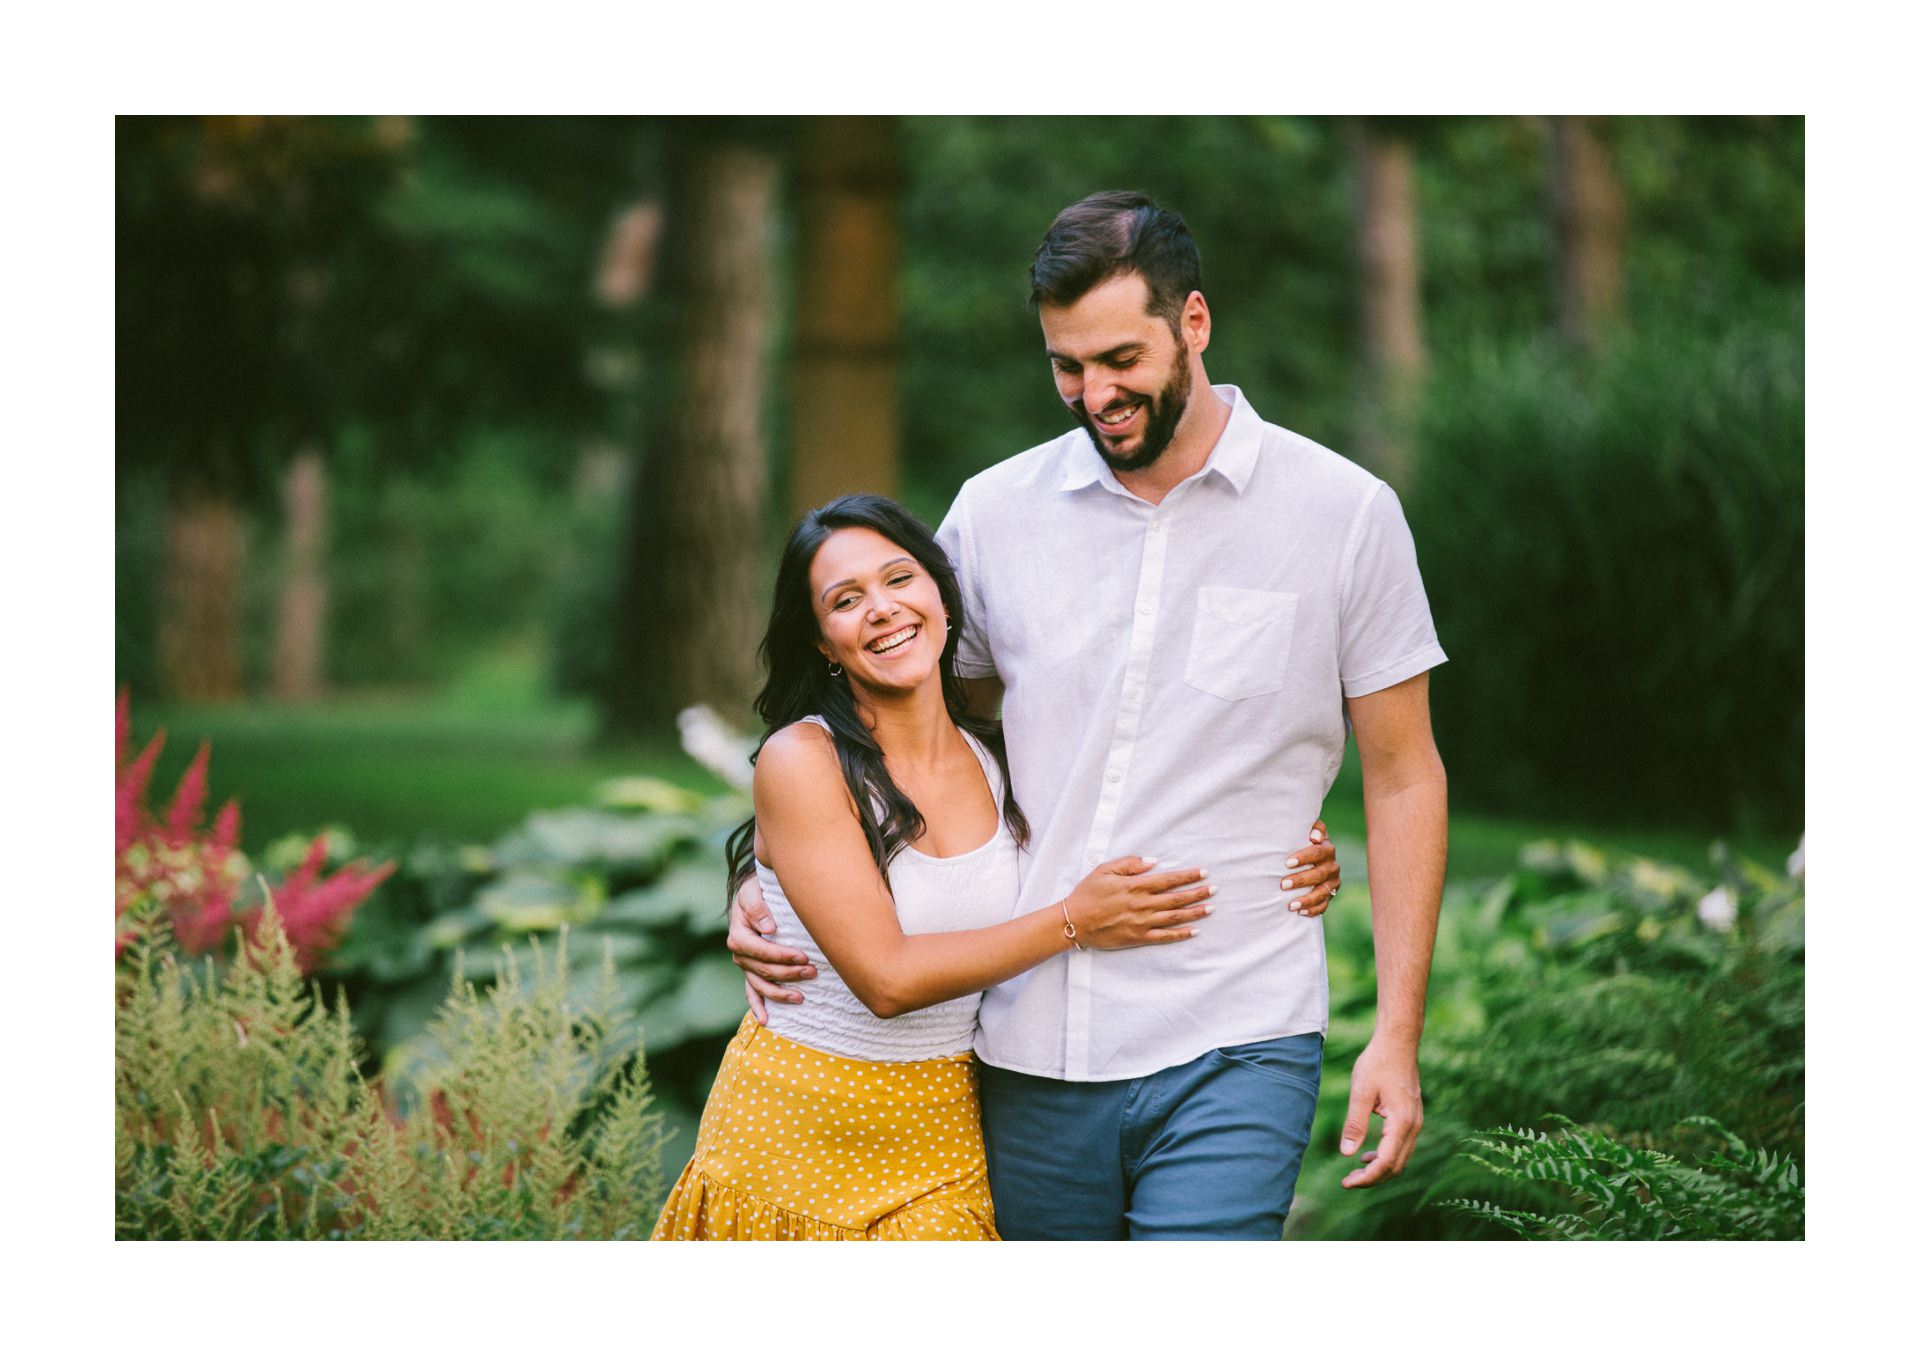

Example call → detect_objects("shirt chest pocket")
1183 587 1298 702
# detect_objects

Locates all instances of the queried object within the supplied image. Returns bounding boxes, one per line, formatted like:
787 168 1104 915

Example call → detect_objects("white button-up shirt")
936 387 1446 1080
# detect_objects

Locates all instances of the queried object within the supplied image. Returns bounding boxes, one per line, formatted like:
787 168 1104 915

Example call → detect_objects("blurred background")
116 115 1804 1239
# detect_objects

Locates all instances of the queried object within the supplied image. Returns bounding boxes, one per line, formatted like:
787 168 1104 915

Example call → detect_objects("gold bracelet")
1060 899 1087 952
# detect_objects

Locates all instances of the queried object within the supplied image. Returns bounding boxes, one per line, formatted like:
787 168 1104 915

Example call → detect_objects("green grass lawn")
132 694 1797 879
131 696 732 850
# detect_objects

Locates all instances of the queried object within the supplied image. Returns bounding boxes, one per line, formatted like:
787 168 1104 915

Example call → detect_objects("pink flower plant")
115 691 393 972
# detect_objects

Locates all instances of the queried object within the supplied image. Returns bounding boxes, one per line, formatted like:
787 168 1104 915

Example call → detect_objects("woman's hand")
1062 857 1215 950
1282 818 1342 917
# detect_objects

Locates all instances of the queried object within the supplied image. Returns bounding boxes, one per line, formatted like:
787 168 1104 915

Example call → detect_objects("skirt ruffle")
650 1015 998 1241
653 1165 997 1241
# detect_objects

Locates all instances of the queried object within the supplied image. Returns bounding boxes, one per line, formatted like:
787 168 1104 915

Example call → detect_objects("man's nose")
1084 369 1118 412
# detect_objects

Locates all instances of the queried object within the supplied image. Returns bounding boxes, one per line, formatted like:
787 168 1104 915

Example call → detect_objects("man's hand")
1338 1035 1424 1189
727 875 816 1024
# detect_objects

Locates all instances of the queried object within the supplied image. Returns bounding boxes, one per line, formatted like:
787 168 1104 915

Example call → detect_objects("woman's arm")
756 723 1211 1019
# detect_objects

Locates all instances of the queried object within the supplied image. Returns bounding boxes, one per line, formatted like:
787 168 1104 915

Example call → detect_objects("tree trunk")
272 447 329 701
608 132 779 735
1550 116 1627 352
788 116 901 517
158 490 247 701
1353 121 1427 490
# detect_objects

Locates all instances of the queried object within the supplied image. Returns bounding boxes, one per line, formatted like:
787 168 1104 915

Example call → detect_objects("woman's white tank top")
758 716 1020 1061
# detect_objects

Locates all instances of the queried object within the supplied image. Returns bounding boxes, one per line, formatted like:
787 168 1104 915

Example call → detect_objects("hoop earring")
826 659 843 677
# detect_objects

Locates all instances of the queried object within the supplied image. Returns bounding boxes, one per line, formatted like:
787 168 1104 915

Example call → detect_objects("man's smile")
1092 401 1144 437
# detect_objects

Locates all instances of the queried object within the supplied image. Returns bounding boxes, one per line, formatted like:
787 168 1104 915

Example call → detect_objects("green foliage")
1443 1114 1803 1240
1407 314 1804 832
115 900 668 1240
323 775 749 1146
116 116 404 500
325 443 587 690
1290 837 1803 1240
898 115 1360 516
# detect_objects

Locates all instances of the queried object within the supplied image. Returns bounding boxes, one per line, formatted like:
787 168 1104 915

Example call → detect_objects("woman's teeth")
868 626 918 655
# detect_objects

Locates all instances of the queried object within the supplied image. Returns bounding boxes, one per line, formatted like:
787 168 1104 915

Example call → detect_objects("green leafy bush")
316 775 749 1157
116 902 668 1240
1290 836 1803 1239
1407 314 1803 833
1443 1114 1802 1240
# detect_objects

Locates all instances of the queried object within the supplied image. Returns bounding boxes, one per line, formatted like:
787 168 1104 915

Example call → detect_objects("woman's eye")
832 596 857 610
888 574 912 587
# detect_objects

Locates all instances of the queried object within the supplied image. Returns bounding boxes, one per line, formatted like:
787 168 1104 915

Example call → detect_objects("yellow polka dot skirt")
652 1014 998 1241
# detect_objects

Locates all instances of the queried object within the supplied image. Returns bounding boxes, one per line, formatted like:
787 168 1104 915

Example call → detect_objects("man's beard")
1074 343 1193 474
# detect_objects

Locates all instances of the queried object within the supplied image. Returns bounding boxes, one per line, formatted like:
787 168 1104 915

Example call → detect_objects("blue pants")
976 1034 1323 1240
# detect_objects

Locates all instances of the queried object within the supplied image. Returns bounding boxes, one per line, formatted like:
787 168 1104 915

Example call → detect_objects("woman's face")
808 526 948 697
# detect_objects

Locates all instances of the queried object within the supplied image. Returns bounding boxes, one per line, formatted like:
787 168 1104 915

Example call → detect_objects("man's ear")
1184 290 1212 355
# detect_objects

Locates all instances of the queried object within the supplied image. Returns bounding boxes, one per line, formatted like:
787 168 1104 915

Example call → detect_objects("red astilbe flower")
115 690 391 973
247 836 396 973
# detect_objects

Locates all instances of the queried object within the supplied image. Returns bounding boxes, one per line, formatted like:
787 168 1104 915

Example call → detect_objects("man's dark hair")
1028 190 1202 332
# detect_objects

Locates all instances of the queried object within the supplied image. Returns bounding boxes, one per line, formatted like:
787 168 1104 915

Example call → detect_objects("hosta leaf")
422 905 492 950
601 859 732 936
474 872 601 932
670 954 752 1037
595 776 707 815
494 808 700 871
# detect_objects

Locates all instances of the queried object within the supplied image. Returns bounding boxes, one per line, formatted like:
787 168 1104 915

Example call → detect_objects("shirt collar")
1058 384 1262 497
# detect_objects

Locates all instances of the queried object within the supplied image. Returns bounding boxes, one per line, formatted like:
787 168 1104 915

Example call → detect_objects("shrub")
1443 1114 1803 1240
116 691 393 972
322 772 749 1135
115 901 668 1240
1406 313 1804 833
1289 836 1803 1240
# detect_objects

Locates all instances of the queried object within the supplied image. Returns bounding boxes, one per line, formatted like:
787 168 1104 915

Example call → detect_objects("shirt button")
1151 520 1166 534
1085 852 1099 868
1138 602 1154 616
1105 769 1121 783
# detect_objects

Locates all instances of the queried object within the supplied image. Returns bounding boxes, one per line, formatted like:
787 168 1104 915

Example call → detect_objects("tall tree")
1549 115 1628 352
788 116 901 517
117 116 397 701
271 448 329 700
1352 118 1428 489
608 123 781 734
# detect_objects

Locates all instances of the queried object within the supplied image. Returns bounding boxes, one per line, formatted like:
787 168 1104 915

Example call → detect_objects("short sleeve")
1337 483 1447 698
934 488 998 679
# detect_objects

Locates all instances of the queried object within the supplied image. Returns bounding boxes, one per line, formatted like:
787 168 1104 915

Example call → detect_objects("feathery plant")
116 898 669 1240
1443 1114 1803 1240
1290 835 1803 1239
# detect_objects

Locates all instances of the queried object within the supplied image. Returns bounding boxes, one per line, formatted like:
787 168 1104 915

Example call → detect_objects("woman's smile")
867 623 920 657
809 526 949 690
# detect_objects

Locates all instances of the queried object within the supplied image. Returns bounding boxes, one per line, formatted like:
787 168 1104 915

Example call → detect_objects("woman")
652 495 1337 1240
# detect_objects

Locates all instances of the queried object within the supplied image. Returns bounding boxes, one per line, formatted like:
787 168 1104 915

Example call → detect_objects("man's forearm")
1361 766 1447 1047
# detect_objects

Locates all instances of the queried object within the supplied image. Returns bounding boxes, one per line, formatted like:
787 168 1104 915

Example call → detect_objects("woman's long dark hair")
724 494 1029 901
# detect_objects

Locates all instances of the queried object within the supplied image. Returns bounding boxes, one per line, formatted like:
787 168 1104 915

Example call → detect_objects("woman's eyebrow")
818 557 916 602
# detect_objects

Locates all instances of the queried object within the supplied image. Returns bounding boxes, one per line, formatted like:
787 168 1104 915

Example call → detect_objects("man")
731 191 1447 1239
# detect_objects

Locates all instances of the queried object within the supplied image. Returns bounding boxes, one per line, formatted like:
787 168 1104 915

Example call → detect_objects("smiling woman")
651 494 1240 1241
813 530 950 698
